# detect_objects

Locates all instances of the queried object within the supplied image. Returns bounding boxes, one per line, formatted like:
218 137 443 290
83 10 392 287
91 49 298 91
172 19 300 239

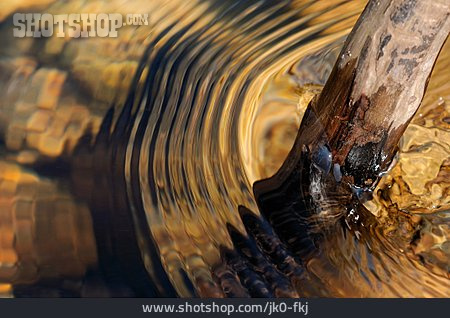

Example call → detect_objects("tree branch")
253 0 450 258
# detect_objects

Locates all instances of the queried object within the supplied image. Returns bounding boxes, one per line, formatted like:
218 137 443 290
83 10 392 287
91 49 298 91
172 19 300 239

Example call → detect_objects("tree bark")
311 0 450 189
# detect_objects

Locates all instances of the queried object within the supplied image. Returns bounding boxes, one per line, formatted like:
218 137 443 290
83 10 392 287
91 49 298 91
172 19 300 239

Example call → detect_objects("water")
0 0 448 297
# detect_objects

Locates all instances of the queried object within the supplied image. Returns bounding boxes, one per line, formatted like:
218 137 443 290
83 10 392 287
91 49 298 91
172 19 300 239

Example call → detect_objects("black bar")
0 298 448 318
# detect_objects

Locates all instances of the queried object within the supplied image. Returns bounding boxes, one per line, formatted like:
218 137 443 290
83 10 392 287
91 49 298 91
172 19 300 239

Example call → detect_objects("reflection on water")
0 0 448 297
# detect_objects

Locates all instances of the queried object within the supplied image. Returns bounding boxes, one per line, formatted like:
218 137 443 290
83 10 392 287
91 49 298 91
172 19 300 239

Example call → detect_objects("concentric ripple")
118 0 367 296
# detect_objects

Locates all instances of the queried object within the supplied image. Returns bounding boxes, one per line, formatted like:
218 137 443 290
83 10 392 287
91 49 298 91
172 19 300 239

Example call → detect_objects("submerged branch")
252 0 450 258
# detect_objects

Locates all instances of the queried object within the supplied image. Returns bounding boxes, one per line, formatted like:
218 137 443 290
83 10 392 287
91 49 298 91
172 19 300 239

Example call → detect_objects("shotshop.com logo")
12 13 149 38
